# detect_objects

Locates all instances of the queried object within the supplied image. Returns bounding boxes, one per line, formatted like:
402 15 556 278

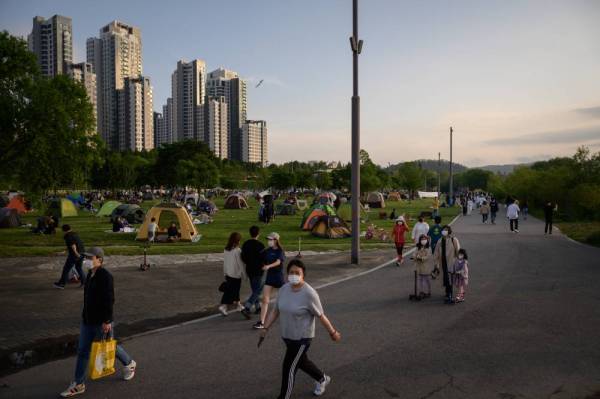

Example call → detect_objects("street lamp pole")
350 0 363 265
449 127 454 204
437 152 441 199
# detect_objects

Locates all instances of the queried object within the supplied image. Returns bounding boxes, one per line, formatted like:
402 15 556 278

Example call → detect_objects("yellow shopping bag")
88 338 116 380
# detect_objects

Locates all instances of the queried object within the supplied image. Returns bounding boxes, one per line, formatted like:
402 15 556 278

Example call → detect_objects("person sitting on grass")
167 222 180 242
112 216 124 233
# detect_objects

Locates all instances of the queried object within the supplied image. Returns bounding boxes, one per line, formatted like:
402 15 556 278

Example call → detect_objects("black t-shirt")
167 226 178 237
64 231 84 258
544 203 554 219
241 239 266 277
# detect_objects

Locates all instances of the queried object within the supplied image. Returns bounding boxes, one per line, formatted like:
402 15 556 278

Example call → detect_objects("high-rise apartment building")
28 15 73 77
117 76 153 151
87 21 142 149
171 59 206 142
207 68 247 160
153 111 164 148
241 120 268 165
68 62 97 132
205 97 228 159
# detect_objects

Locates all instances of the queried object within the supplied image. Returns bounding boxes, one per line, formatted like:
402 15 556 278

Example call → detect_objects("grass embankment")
0 198 459 257
556 222 600 247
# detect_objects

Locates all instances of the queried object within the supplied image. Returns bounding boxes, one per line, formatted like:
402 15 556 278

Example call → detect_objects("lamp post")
350 0 363 264
437 152 441 198
449 127 454 204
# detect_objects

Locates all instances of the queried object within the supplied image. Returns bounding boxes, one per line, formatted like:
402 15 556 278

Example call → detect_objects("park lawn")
556 222 600 247
0 198 459 257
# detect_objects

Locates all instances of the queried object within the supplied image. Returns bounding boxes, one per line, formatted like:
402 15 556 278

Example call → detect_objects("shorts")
265 271 285 288
395 243 404 256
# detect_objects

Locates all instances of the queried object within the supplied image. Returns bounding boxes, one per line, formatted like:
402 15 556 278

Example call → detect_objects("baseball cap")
83 247 105 258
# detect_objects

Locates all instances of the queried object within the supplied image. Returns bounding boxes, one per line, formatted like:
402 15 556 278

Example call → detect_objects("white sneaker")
123 360 136 381
314 375 331 396
218 305 228 316
60 382 85 397
515 229 519 233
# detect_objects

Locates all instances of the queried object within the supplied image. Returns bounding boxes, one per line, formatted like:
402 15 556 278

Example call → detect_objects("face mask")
288 274 302 285
397 222 403 225
442 230 449 237
458 254 464 260
267 240 275 248
420 240 428 246
83 259 94 272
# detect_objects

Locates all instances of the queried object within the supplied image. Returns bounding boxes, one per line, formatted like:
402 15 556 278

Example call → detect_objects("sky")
2 0 600 167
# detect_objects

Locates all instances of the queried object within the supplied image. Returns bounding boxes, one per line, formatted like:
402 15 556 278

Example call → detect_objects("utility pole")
437 152 441 198
350 0 363 264
449 127 454 204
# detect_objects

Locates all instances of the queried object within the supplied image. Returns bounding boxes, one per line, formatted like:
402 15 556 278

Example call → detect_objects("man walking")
489 197 499 224
241 225 266 318
54 225 85 289
60 247 136 397
544 201 557 235
507 200 520 233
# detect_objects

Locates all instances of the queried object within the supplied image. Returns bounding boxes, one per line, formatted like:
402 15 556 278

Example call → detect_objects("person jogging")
261 259 341 398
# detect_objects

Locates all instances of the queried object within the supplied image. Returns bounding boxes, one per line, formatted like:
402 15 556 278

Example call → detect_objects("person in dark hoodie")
241 225 266 318
59 247 137 397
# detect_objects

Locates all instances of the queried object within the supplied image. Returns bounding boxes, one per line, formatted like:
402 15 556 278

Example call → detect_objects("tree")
331 164 351 190
315 172 333 190
393 162 423 198
295 170 316 189
176 153 220 190
269 168 295 190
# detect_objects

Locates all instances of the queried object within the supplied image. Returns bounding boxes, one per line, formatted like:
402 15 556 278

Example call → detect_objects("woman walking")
261 259 341 398
219 232 246 316
479 201 490 224
433 225 461 304
253 232 286 329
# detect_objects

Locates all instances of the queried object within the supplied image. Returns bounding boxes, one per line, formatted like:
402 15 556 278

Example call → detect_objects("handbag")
218 281 228 292
88 337 116 380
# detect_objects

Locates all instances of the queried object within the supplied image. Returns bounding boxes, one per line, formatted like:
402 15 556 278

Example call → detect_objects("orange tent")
7 196 28 214
301 209 328 231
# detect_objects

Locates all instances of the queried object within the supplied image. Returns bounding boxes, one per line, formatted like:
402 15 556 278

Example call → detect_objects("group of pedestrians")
218 226 341 397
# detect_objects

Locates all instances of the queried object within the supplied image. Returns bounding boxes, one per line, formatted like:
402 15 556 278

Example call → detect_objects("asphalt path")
2 214 600 399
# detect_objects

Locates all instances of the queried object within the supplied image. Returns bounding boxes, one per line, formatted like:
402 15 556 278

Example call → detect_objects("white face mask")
288 274 302 285
267 240 276 248
420 240 428 246
83 259 94 272
442 230 449 237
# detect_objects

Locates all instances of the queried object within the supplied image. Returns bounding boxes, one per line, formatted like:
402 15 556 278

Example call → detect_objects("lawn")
0 198 459 257
556 222 600 247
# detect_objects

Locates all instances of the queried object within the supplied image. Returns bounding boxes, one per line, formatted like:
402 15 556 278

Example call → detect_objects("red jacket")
392 224 409 244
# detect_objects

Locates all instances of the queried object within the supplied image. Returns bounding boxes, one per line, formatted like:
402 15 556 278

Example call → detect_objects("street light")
449 127 454 204
350 0 363 265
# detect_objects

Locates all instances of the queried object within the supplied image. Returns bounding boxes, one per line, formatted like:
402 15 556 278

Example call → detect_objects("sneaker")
53 282 65 290
241 308 252 320
60 382 85 397
515 229 519 233
218 305 228 316
252 321 265 329
395 261 401 267
123 360 136 381
314 375 331 396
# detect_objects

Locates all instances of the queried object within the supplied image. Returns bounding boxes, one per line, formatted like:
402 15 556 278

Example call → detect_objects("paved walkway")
2 214 599 398
0 246 399 375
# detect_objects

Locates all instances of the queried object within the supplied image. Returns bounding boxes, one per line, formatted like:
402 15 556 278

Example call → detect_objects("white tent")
418 191 439 198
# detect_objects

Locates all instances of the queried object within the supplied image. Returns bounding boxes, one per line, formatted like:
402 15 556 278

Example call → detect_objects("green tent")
46 198 78 218
96 201 122 217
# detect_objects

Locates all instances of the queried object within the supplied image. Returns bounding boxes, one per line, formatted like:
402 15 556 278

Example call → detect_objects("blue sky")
2 0 600 166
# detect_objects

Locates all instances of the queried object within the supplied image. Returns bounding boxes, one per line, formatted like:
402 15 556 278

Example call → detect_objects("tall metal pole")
350 0 363 264
437 152 441 199
449 127 454 204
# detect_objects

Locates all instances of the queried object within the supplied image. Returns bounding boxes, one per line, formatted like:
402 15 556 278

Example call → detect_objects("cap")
267 232 280 241
395 216 405 222
83 247 105 258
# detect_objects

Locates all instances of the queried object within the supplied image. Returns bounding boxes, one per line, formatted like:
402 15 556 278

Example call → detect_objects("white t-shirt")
412 221 430 242
148 222 158 234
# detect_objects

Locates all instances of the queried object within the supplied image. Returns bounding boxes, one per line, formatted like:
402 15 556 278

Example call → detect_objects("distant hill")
386 159 468 174
478 164 529 175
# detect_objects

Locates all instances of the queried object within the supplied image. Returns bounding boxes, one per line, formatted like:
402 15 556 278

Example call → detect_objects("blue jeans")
59 255 84 285
244 275 264 311
74 322 132 384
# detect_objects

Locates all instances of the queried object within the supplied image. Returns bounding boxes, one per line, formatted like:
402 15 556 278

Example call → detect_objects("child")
414 234 431 298
391 216 409 266
147 217 158 242
452 248 469 302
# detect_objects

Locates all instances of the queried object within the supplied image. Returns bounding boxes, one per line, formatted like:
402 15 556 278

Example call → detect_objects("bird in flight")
255 79 264 88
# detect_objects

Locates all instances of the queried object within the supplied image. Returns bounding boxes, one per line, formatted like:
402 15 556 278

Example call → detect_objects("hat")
83 247 105 258
395 216 405 223
267 232 280 240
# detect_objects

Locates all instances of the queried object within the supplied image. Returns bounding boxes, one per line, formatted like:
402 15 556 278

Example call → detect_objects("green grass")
0 198 459 257
556 222 600 247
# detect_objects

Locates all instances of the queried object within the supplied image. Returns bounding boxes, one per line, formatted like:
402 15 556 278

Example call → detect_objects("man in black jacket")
60 247 137 397
241 225 266 318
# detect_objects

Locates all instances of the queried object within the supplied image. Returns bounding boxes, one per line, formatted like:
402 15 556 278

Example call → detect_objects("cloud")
573 106 600 119
483 125 600 146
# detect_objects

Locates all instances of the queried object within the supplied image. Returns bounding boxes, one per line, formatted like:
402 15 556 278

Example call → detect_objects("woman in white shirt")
411 216 430 244
219 232 246 316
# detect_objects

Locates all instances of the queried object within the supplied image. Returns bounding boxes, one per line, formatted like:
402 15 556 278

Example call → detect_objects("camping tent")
199 200 217 215
0 208 21 228
224 194 248 209
300 204 336 231
96 201 122 217
313 192 337 206
276 203 296 216
136 203 198 242
67 193 85 207
337 202 368 222
47 198 78 218
110 204 145 224
387 192 402 202
367 192 386 208
7 195 28 214
311 216 351 239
